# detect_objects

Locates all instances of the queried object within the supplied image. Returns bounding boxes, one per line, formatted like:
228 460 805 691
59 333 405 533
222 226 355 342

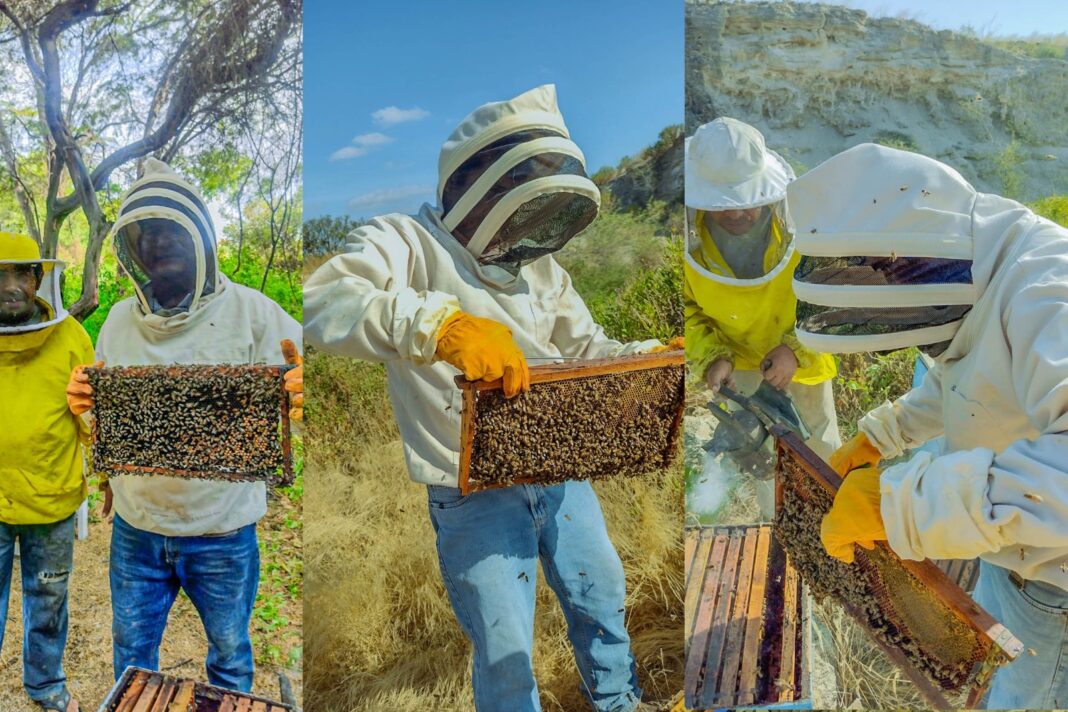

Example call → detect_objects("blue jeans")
0 514 74 704
973 560 1068 708
110 513 259 691
428 480 641 712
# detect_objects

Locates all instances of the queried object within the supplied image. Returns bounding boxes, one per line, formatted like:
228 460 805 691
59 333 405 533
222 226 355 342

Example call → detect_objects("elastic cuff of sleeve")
781 331 815 370
690 349 732 382
859 401 906 460
394 289 461 365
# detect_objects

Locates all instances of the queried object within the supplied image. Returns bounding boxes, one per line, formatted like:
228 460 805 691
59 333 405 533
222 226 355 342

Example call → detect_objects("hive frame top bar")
98 664 296 712
771 425 1024 708
453 350 685 390
85 363 296 376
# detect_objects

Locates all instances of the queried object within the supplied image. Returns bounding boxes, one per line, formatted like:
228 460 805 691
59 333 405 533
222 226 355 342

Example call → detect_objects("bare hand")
100 480 113 519
705 358 735 395
761 344 798 390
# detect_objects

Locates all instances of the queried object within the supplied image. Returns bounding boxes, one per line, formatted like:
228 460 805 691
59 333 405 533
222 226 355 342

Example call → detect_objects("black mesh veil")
794 254 975 357
441 128 599 272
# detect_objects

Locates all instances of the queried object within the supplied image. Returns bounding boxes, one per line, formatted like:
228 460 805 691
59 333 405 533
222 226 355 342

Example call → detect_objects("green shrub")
873 130 919 152
1030 195 1068 227
994 140 1024 200
556 203 683 343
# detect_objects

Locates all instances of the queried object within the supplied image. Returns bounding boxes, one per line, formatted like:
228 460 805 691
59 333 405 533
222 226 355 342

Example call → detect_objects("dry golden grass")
814 599 927 709
303 354 684 711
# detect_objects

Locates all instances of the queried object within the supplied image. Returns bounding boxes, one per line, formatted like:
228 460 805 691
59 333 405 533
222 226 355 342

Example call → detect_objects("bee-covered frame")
454 351 685 495
85 364 295 486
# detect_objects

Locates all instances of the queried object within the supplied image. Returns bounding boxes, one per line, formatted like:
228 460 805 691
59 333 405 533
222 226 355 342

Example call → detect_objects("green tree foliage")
0 0 300 328
303 215 363 256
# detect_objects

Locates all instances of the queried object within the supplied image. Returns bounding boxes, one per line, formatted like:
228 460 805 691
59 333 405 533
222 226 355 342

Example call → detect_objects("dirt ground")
0 498 302 712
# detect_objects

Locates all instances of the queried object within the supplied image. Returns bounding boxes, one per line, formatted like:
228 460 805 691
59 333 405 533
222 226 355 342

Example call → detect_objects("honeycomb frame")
86 364 295 486
772 426 1023 709
456 352 685 494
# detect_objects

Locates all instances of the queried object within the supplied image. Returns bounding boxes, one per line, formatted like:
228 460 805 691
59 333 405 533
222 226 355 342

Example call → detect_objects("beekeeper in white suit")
65 158 303 692
304 84 678 712
790 142 1068 709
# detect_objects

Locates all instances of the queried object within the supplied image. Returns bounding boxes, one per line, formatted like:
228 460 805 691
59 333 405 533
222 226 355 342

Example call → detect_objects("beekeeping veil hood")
109 157 219 317
0 231 68 334
437 84 601 274
685 117 793 213
790 143 1031 357
684 117 796 282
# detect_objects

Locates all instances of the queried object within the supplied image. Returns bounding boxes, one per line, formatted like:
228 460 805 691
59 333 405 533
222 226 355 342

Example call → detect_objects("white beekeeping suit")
96 158 302 537
303 84 661 488
790 143 1068 589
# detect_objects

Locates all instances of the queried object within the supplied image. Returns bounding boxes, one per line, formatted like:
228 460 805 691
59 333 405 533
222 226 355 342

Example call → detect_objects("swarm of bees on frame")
774 452 997 693
87 365 292 485
467 364 684 489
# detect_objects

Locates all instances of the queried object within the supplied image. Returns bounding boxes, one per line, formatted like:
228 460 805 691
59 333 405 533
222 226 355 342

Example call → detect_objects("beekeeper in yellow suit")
0 232 92 712
685 118 840 513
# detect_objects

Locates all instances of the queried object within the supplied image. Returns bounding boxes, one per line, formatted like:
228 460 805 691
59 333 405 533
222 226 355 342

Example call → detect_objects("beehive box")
455 352 685 494
772 426 1023 709
685 525 804 710
97 667 294 712
87 365 294 485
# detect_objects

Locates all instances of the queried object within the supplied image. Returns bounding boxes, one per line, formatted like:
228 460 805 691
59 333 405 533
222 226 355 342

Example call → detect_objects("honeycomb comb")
772 426 1023 709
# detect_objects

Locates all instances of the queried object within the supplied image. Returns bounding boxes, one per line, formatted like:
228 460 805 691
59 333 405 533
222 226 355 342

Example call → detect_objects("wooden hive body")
98 667 294 712
685 524 804 710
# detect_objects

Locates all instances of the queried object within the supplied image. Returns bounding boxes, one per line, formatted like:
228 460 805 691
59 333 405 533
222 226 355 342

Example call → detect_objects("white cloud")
330 145 371 161
347 184 435 211
353 132 394 147
329 132 395 161
372 106 431 127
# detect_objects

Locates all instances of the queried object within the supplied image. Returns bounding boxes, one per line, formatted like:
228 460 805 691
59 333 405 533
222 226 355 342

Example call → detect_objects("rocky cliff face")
685 1 1068 200
605 132 685 210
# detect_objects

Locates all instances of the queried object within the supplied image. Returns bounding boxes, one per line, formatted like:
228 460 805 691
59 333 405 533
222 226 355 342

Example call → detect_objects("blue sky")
796 0 1068 36
303 1 682 219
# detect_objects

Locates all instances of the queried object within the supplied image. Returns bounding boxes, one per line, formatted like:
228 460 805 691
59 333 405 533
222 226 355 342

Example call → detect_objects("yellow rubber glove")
820 467 887 564
435 312 530 398
649 336 685 353
281 338 303 421
66 361 104 416
829 432 882 476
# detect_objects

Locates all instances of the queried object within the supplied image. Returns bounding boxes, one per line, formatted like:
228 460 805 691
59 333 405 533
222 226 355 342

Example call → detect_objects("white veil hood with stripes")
436 85 601 274
109 158 220 317
788 143 1032 358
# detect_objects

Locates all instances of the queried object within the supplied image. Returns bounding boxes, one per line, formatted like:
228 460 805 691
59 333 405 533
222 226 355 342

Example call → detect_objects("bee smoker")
704 380 810 480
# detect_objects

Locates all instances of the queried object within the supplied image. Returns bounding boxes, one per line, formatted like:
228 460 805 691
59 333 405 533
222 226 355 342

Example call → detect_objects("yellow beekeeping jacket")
685 211 836 384
0 304 92 524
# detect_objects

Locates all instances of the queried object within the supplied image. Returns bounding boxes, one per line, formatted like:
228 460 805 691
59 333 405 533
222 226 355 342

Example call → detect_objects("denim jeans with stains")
110 513 259 691
973 560 1068 709
0 513 75 705
427 480 641 712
